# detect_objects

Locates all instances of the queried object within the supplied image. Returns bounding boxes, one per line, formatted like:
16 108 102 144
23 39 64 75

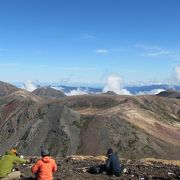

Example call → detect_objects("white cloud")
21 81 37 92
137 89 165 95
175 66 180 82
146 50 170 57
82 33 96 39
0 63 18 67
95 49 110 54
135 44 170 57
57 67 97 71
65 88 89 96
135 44 162 50
103 75 131 95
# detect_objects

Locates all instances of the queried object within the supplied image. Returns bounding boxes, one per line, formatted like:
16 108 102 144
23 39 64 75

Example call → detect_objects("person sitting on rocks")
106 148 122 177
0 148 27 180
31 149 57 180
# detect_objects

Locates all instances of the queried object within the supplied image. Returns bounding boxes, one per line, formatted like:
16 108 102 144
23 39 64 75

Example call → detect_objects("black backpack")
88 164 107 174
88 165 101 174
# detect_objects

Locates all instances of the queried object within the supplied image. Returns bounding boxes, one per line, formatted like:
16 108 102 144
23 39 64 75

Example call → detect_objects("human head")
106 148 113 156
10 148 18 156
41 149 50 157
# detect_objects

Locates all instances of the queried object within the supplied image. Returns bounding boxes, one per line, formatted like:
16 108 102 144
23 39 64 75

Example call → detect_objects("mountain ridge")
0 81 180 160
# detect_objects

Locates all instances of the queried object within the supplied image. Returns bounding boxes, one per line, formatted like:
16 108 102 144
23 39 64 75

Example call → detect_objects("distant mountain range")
14 82 180 95
126 84 180 94
48 84 180 95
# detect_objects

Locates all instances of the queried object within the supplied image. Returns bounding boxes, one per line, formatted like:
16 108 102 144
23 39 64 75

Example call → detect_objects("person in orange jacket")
31 149 57 180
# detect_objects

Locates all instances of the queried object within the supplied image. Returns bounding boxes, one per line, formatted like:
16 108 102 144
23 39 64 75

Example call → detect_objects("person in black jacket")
106 148 121 177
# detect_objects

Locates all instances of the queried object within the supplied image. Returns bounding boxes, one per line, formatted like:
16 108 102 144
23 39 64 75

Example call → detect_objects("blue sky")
0 0 180 86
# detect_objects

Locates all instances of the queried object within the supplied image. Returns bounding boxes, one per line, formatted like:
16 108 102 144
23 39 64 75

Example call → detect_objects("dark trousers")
99 164 121 177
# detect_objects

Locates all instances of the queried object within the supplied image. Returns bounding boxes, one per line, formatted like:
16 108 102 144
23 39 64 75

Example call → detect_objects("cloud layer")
137 89 165 95
65 88 89 96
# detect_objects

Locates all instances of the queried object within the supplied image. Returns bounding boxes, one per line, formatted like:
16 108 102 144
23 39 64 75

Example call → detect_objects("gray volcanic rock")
102 91 117 95
32 86 66 99
19 103 80 156
0 81 19 96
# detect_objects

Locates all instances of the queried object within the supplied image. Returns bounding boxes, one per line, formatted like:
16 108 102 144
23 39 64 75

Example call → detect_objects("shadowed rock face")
157 90 180 99
0 82 180 160
0 92 79 156
0 81 19 96
102 91 117 95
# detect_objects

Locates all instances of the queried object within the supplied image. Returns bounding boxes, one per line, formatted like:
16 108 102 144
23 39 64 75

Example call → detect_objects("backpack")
88 165 101 174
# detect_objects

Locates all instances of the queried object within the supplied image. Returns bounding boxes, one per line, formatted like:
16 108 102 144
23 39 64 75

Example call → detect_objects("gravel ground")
16 156 180 180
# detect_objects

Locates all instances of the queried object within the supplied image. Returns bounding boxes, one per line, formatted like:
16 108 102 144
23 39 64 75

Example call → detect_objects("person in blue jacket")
106 148 121 176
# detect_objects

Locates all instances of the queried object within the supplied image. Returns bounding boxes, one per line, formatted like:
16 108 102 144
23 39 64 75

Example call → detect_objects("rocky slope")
0 81 19 96
58 95 180 159
0 82 180 160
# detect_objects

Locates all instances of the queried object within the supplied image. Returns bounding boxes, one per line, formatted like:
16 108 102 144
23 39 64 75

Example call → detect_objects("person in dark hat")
106 148 121 177
31 149 57 180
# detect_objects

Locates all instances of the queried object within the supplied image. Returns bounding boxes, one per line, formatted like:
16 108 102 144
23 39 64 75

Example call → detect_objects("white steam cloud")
103 75 131 95
175 66 180 82
65 88 89 96
21 81 37 92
